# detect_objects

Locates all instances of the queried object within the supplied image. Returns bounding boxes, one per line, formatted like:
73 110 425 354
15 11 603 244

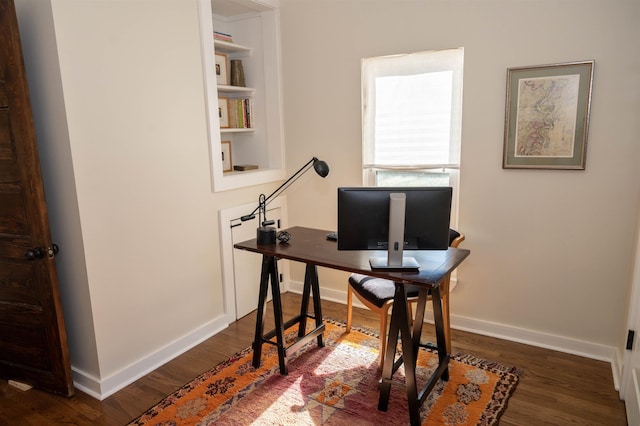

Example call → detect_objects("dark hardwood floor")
0 292 627 425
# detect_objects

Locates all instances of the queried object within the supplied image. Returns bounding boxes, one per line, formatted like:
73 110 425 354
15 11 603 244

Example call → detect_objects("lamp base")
257 226 276 245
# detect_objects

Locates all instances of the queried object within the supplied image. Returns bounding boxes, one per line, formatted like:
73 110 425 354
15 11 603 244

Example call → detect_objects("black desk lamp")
240 157 330 245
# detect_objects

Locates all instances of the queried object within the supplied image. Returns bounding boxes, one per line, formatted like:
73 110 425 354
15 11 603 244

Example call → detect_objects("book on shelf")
236 98 245 128
214 31 233 42
227 98 253 129
244 98 251 128
228 100 239 128
233 164 258 171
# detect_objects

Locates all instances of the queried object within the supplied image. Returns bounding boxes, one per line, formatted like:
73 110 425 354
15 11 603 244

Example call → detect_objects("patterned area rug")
130 320 520 425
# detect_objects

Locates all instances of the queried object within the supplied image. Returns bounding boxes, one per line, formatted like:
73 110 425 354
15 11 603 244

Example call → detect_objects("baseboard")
287 280 622 388
71 313 232 400
74 281 621 401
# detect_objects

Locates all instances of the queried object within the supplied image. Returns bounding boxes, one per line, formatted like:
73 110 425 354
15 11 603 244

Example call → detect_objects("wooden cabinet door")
0 0 73 396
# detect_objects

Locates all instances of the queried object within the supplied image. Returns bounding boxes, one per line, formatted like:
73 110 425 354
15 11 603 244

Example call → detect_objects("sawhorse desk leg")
252 256 325 375
298 263 324 347
378 284 450 426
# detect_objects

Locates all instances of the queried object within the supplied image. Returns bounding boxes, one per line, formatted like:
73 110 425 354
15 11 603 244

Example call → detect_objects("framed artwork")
218 97 229 128
215 52 229 85
221 140 232 172
503 60 594 170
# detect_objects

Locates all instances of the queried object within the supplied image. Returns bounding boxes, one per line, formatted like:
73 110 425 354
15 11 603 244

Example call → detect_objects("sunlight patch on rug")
129 320 520 425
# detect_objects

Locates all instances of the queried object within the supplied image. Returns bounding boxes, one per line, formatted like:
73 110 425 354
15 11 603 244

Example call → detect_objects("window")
361 48 464 226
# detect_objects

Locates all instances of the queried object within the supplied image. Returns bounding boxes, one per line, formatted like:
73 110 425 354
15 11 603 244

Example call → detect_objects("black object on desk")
233 226 470 426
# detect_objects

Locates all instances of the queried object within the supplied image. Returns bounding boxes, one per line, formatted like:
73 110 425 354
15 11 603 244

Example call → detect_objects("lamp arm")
264 157 316 204
264 163 314 205
240 157 317 221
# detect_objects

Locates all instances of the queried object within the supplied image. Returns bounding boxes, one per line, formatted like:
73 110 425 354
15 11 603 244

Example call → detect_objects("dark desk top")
234 226 470 289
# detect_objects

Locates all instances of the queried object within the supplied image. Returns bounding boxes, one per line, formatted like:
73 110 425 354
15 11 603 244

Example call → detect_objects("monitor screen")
337 187 452 251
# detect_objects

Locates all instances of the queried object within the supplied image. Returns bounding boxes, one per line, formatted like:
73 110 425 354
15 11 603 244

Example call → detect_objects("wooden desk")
234 226 470 426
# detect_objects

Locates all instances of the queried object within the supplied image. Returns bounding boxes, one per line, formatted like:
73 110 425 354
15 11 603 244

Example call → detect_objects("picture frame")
503 60 594 170
215 52 229 85
218 97 229 128
221 140 232 172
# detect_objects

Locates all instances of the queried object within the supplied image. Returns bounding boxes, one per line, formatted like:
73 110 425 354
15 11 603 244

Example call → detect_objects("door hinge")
626 329 635 350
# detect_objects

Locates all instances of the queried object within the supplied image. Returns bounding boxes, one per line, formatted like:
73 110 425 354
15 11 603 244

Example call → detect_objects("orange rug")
129 320 520 425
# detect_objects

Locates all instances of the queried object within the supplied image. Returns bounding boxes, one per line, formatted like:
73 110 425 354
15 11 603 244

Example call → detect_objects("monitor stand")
369 193 420 272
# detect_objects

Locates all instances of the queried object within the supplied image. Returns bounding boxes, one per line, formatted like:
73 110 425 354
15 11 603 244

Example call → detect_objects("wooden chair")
345 229 465 369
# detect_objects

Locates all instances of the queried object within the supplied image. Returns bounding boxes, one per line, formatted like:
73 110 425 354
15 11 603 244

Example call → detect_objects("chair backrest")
449 228 465 248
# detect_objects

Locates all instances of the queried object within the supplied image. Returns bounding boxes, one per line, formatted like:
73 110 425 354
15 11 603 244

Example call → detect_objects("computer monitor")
337 187 452 271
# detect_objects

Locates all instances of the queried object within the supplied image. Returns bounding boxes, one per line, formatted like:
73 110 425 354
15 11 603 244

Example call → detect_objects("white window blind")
362 48 464 170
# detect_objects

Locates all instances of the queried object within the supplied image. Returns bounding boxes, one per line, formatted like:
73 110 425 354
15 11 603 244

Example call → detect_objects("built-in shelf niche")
199 0 285 192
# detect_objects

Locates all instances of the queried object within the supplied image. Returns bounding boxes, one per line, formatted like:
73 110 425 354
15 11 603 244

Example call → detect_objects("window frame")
361 48 464 228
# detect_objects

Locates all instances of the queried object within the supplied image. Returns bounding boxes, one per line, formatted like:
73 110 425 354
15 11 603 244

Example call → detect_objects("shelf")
221 128 255 133
217 85 254 94
217 168 286 192
223 168 261 176
214 39 252 54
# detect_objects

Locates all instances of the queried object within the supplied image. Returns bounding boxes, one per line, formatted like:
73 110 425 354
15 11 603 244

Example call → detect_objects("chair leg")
441 281 452 354
378 306 390 370
407 300 418 326
346 285 353 333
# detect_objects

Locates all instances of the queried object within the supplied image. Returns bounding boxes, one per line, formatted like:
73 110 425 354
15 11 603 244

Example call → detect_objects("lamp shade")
313 158 330 177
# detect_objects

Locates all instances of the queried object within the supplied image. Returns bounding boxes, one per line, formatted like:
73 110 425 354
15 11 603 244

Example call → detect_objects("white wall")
280 0 640 366
15 0 278 398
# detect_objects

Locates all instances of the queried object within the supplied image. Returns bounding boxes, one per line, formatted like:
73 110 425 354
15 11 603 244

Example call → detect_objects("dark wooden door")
0 0 73 396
